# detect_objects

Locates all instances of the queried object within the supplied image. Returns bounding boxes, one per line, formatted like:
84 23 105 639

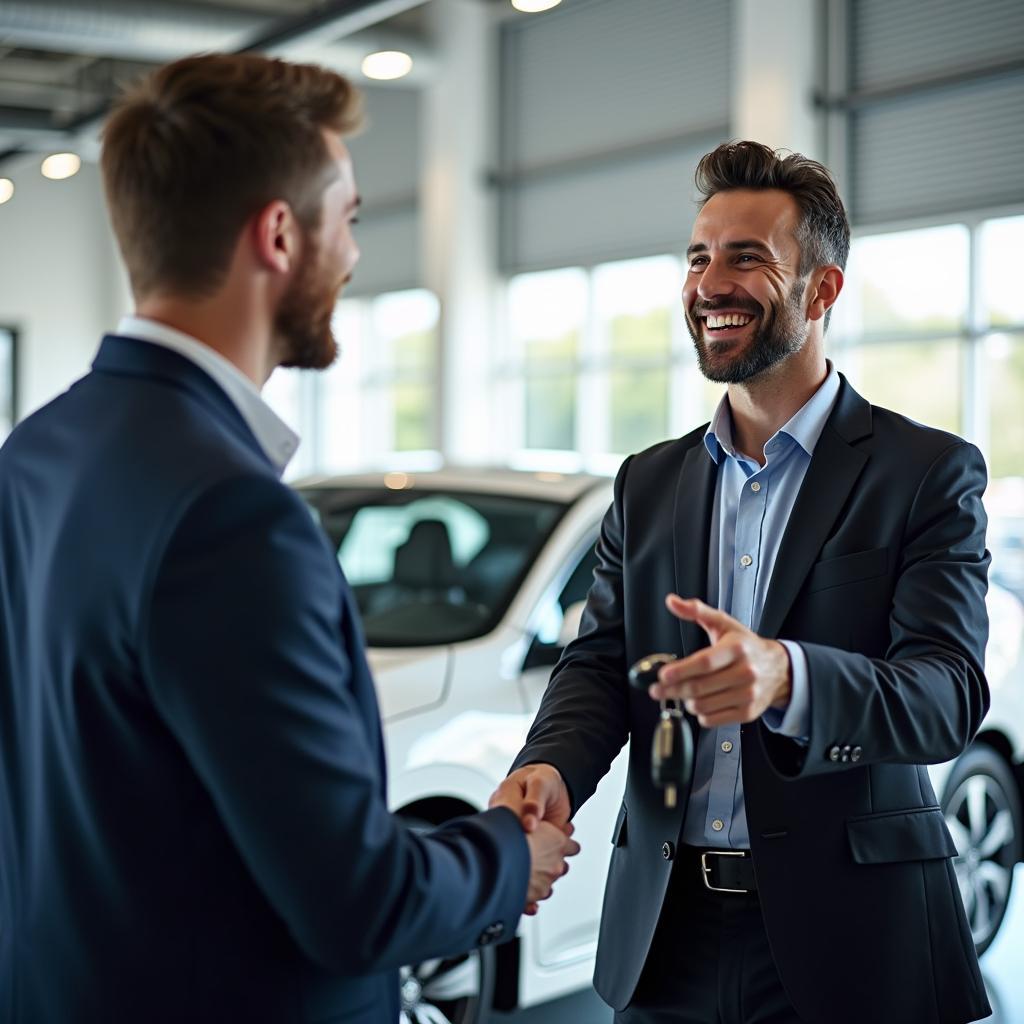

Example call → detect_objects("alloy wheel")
943 746 1021 953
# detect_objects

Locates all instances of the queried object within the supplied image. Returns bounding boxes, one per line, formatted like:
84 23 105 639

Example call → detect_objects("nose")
695 256 737 303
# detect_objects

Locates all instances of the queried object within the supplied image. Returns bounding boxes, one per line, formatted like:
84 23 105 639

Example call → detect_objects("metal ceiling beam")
0 0 433 164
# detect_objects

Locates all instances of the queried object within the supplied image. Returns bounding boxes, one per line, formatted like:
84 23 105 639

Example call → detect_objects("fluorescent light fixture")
361 51 413 81
0 178 13 204
41 152 81 180
511 0 563 11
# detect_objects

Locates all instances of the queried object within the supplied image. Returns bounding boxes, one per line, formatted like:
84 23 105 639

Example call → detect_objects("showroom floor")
500 864 1024 1023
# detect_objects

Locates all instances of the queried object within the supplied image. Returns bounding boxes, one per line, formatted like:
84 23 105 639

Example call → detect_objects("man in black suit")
491 141 991 1023
0 53 577 1023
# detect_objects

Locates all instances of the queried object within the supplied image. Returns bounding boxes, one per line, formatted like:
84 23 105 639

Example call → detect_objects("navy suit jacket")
513 377 992 1024
0 336 529 1023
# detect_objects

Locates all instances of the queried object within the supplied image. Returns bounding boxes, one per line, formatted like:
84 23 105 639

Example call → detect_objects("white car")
297 468 1024 1024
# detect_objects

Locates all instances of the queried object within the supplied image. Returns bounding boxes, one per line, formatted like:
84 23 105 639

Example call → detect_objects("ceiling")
0 0 438 165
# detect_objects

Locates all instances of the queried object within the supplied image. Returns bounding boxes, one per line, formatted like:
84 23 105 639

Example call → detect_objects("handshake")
489 763 577 916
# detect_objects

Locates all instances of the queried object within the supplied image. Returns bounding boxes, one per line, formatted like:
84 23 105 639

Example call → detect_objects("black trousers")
614 847 803 1024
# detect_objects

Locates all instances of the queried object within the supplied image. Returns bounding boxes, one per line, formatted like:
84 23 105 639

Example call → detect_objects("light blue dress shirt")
680 362 841 849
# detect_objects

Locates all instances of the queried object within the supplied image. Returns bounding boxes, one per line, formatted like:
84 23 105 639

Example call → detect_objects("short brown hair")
694 141 850 276
101 53 362 300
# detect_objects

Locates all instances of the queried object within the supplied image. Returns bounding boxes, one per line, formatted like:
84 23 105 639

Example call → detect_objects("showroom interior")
0 1 1022 1022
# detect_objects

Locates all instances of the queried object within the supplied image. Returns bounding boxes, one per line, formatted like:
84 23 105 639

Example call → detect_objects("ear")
251 199 299 275
807 265 844 323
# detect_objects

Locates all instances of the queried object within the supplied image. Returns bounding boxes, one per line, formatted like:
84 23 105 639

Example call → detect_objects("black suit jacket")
512 376 991 1024
0 336 529 1023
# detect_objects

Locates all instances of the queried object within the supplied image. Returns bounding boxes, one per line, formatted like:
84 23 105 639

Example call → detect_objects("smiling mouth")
699 312 757 338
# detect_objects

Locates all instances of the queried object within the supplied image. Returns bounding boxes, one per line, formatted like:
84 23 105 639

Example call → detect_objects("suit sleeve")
140 474 529 974
759 440 991 779
510 458 633 813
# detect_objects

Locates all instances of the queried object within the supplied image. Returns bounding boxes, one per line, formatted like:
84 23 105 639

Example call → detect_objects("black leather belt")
693 848 757 894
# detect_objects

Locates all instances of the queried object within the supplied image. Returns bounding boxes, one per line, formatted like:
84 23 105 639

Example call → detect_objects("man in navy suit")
0 53 577 1023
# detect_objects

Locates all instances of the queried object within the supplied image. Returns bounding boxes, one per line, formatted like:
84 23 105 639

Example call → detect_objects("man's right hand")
524 821 580 915
488 763 571 833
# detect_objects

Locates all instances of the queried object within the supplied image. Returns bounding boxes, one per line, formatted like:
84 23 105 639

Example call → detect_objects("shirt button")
750 481 761 492
721 740 734 753
712 819 725 832
740 554 753 568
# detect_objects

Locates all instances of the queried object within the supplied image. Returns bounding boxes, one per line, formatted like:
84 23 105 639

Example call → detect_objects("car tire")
941 742 1023 955
398 817 496 1024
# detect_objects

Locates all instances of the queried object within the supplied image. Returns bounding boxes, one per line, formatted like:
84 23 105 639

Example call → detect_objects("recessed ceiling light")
511 0 563 11
0 178 13 204
361 51 413 81
41 152 81 181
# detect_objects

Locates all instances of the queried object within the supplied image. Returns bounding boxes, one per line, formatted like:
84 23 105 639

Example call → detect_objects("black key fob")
628 653 677 690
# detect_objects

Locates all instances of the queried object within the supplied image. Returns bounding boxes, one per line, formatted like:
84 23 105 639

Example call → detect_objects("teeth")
706 313 753 329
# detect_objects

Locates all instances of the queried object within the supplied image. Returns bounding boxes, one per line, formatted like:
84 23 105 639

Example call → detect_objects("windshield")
299 487 565 647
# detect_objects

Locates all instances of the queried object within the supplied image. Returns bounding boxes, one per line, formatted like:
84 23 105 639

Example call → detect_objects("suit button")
662 842 675 861
828 745 841 762
841 744 852 763
478 922 504 946
851 746 862 762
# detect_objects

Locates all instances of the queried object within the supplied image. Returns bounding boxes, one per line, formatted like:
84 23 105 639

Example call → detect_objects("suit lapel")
673 440 718 656
758 378 873 638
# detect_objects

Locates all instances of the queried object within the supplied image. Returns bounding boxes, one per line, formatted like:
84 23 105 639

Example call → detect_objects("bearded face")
686 278 809 384
274 228 346 371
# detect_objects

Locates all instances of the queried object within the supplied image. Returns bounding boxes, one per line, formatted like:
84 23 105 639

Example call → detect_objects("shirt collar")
703 360 841 465
116 315 299 476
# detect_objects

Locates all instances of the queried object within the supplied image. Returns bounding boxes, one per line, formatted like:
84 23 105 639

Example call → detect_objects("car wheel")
941 743 1023 954
398 817 496 1024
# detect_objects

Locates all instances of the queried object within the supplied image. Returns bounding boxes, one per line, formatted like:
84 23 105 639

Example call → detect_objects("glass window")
836 225 969 339
370 289 439 452
986 334 1024 480
301 486 564 646
316 303 365 474
835 340 961 433
595 256 677 454
510 268 587 451
979 216 1024 328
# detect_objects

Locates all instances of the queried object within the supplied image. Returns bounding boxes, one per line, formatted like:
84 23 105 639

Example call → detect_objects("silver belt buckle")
700 849 750 894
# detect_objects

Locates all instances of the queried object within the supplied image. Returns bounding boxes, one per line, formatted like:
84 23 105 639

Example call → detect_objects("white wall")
0 154 129 419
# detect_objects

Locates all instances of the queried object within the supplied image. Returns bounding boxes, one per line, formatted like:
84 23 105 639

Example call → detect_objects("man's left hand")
647 594 791 728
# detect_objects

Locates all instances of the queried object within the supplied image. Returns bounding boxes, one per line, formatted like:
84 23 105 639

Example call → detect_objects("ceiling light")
511 0 563 11
361 51 413 82
0 179 13 205
41 152 81 181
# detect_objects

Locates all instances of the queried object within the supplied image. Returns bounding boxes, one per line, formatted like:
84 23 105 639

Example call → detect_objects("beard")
687 280 808 384
275 232 346 372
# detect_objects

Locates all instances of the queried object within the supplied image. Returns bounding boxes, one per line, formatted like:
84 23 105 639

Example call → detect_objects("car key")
629 653 693 808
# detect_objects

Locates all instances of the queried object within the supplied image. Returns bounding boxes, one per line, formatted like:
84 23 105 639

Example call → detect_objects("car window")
300 488 566 647
533 539 599 647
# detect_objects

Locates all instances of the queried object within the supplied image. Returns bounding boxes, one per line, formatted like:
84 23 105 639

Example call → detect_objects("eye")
736 253 759 264
349 216 360 226
688 255 708 271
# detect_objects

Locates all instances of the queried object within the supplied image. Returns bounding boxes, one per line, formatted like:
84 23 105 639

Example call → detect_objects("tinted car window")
301 488 565 647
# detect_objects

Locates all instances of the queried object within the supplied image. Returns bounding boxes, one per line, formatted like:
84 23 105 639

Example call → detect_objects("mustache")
691 298 763 317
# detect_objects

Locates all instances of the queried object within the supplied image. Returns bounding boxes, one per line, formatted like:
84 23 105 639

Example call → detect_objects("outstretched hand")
489 763 572 833
490 763 576 914
647 594 791 727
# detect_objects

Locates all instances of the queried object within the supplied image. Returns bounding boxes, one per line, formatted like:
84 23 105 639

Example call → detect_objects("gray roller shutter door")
847 0 1024 224
499 0 731 272
345 85 421 296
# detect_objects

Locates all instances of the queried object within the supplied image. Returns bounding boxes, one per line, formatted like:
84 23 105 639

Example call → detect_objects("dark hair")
694 141 850 276
101 52 362 300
